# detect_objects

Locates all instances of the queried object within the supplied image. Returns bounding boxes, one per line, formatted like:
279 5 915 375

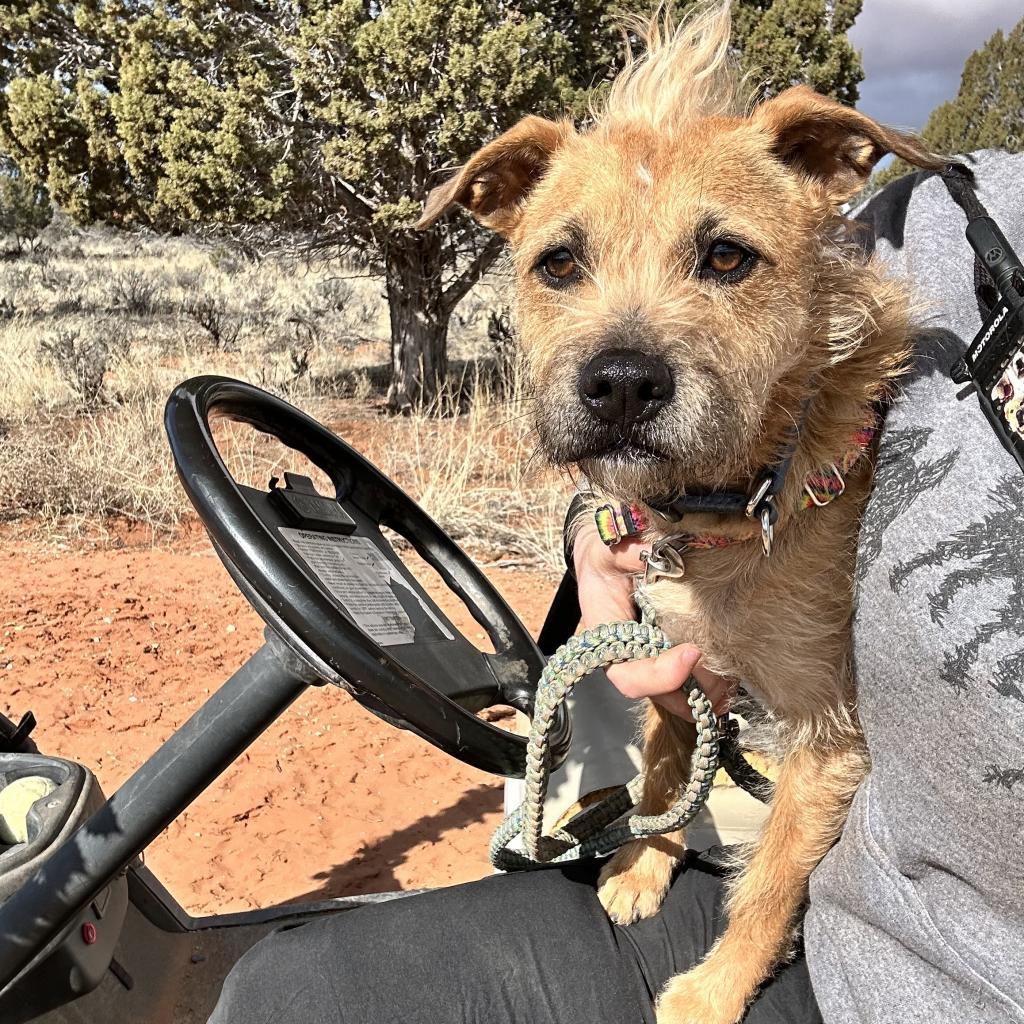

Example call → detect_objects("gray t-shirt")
805 150 1024 1023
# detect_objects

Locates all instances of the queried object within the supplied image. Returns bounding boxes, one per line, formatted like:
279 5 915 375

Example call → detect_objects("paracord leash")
490 589 721 872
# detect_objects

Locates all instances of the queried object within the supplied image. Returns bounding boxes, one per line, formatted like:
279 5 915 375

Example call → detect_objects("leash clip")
641 539 686 584
744 475 773 519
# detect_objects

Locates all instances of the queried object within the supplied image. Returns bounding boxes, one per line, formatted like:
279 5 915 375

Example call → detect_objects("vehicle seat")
0 755 98 906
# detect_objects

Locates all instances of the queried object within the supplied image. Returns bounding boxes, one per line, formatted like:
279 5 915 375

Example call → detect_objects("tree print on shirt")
856 427 960 581
889 475 1024 698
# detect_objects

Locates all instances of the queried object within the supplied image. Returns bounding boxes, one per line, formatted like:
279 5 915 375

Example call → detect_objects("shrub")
39 327 110 409
239 277 276 327
37 261 71 289
0 398 185 530
109 269 164 316
184 292 240 350
104 318 132 365
352 300 378 332
173 267 204 293
311 277 354 315
51 288 84 316
255 346 310 396
487 306 518 387
287 314 320 351
208 247 243 275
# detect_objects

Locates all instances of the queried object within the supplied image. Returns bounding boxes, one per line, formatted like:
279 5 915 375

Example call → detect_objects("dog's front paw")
655 964 750 1024
597 836 682 925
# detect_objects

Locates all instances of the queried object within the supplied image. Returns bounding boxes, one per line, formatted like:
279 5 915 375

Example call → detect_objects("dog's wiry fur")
420 4 946 1021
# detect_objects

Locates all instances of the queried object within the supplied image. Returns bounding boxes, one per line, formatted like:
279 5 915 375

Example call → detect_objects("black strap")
718 716 774 803
941 162 989 220
537 572 581 656
941 163 997 321
561 492 594 576
658 489 750 519
653 389 812 527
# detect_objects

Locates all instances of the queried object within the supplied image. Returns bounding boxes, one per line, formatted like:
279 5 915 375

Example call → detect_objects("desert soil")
0 533 558 915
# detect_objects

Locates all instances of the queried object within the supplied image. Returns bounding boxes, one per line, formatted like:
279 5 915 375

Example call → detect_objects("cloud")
850 0 1022 129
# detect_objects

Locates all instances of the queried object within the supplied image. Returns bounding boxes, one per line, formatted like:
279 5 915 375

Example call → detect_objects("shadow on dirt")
290 781 502 900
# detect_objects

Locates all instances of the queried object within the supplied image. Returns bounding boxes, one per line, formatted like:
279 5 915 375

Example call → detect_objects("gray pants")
209 850 820 1024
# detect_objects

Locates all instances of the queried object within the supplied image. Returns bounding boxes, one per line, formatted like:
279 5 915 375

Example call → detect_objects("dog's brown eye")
705 242 746 275
540 248 578 282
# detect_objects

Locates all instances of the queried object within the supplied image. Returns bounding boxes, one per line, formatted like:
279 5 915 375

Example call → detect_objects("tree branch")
333 175 378 220
442 234 507 315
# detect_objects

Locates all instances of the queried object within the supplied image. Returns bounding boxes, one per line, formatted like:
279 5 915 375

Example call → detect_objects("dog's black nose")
577 348 674 427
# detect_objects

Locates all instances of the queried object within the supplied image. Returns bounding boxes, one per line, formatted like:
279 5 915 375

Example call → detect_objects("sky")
850 0 1022 131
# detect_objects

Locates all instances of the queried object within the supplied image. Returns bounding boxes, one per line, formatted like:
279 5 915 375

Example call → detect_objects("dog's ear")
754 85 946 203
415 116 571 235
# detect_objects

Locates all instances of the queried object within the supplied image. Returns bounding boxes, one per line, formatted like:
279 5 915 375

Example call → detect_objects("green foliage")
0 1 863 405
0 161 53 250
729 0 863 103
921 17 1024 156
874 15 1023 191
0 1 864 239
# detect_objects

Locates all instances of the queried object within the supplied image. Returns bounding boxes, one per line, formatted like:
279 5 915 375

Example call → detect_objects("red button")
81 922 97 945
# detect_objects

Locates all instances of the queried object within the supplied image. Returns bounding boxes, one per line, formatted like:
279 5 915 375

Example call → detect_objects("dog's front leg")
656 735 867 1024
598 704 695 924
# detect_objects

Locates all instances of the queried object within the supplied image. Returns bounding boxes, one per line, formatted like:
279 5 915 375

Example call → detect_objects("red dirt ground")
0 535 557 915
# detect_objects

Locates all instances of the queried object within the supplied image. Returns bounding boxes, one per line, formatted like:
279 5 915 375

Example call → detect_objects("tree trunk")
384 233 449 413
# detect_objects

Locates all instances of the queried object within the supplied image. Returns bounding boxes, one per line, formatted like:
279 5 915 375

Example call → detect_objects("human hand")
572 521 734 721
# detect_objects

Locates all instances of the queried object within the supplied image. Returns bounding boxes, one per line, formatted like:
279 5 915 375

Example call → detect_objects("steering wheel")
163 375 570 778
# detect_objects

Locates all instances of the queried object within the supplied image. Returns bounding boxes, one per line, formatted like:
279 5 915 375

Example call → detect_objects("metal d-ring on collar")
803 462 846 508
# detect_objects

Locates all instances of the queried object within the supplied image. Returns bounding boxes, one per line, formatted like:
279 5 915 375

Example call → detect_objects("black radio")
951 215 1024 475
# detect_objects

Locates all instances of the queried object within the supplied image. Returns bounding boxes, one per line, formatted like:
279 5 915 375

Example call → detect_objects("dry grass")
0 225 570 571
372 367 570 568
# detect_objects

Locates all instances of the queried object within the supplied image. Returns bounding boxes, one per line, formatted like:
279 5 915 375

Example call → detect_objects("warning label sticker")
279 528 454 647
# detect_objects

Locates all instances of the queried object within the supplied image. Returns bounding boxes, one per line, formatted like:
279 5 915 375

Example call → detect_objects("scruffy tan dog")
419 4 945 1022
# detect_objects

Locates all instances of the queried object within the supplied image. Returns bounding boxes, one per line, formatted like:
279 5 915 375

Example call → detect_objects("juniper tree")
874 16 1023 190
923 18 1024 156
1 0 863 410
731 0 863 104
